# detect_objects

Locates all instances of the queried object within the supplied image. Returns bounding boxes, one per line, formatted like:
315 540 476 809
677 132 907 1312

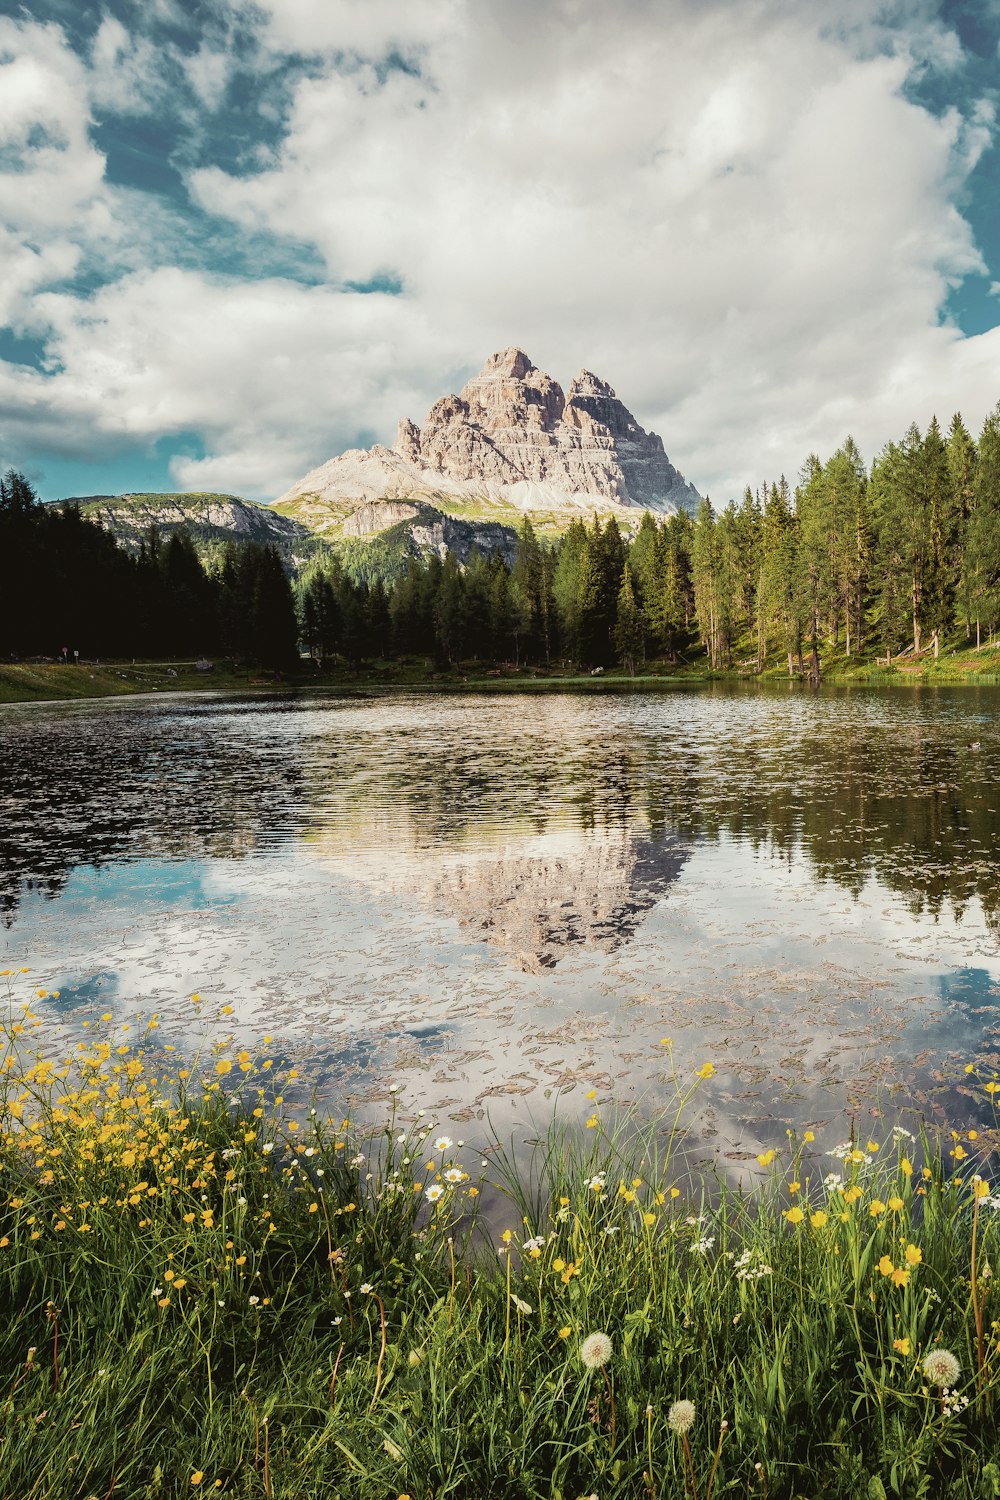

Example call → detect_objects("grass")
2 975 1000 1498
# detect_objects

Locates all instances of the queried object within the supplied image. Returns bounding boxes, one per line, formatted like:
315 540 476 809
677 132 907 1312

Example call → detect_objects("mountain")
273 348 702 534
67 492 314 560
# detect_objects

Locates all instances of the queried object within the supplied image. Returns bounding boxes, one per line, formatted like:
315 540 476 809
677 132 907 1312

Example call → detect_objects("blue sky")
2 0 1000 504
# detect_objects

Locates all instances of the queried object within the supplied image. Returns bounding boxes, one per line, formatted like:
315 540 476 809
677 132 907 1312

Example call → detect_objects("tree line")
5 397 1000 674
0 472 298 668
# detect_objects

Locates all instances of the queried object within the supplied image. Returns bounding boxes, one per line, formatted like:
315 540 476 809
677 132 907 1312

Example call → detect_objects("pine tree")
614 563 643 675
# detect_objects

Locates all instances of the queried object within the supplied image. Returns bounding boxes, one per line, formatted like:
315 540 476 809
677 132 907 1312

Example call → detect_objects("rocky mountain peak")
275 350 702 521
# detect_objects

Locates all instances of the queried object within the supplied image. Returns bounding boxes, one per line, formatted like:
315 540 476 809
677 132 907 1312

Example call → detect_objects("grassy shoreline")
5 641 1000 706
2 978 999 1498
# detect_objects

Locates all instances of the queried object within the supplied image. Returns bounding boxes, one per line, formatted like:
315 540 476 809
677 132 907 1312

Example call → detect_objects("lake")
2 683 999 1167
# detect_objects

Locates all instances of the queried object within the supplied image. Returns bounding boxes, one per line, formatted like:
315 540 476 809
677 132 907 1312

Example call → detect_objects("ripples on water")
2 684 1000 1168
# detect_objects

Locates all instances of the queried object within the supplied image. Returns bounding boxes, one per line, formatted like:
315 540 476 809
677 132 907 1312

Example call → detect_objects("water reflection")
2 685 1000 1153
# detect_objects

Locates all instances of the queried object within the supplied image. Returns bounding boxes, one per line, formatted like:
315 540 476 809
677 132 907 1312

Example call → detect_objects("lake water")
2 684 1000 1167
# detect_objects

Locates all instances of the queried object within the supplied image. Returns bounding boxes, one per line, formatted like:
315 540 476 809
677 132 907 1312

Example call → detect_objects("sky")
3 0 1000 507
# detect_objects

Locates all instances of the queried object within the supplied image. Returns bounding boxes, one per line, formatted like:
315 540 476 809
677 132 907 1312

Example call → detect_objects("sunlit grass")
1 973 998 1498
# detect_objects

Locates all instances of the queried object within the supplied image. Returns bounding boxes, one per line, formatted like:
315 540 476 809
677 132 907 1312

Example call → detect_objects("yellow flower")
757 1149 776 1167
788 1180 801 1193
952 1145 967 1160
183 1212 196 1224
866 1140 879 1153
891 1267 910 1288
901 1158 913 1177
585 1116 598 1129
985 1082 999 1096
887 1196 904 1212
803 1130 815 1142
878 1254 894 1277
783 1206 805 1225
552 1258 565 1273
893 1337 911 1355
843 1186 863 1204
670 1187 680 1199
965 1063 975 1074
157 1297 171 1308
558 1326 572 1339
904 1243 922 1266
215 1060 232 1076
869 1200 886 1217
643 1211 656 1226
973 1179 990 1199
191 1474 204 1487
696 1062 716 1080
809 1211 828 1228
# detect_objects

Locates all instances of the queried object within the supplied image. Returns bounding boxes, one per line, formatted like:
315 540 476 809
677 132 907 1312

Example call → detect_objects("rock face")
75 492 311 554
275 349 701 520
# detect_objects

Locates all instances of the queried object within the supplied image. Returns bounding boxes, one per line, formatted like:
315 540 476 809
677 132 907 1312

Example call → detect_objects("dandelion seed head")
667 1399 695 1435
923 1348 960 1388
580 1331 613 1369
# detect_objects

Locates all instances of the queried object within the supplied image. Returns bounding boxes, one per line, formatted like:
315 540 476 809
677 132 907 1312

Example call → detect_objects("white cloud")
2 1 1000 501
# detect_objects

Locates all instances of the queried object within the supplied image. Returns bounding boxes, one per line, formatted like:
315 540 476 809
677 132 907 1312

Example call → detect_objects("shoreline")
4 646 1000 705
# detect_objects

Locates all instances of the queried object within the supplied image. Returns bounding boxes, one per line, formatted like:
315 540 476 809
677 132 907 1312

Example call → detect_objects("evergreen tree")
614 562 643 675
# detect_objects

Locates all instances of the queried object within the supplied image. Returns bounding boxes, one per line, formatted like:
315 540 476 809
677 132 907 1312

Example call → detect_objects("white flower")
360 1282 374 1295
151 1287 163 1297
434 1136 454 1152
580 1331 613 1369
509 1295 532 1315
588 1172 606 1191
668 1399 695 1435
425 1183 445 1202
304 1147 315 1157
350 1152 365 1168
824 1172 843 1189
691 1235 715 1255
249 1295 260 1306
389 1083 399 1093
522 1235 545 1252
923 1348 961 1389
444 1168 465 1184
262 1143 274 1154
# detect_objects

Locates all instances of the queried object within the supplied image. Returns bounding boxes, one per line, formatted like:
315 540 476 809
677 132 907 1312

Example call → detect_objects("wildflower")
891 1267 910 1288
757 1149 776 1167
585 1115 598 1128
904 1243 922 1266
558 1326 572 1339
893 1337 911 1355
249 1295 260 1307
667 1399 695 1435
360 1283 374 1295
923 1348 960 1388
869 1199 886 1217
878 1255 894 1277
809 1210 829 1228
696 1062 715 1079
425 1183 444 1203
803 1130 815 1142
510 1295 532 1315
433 1136 453 1152
783 1206 805 1225
580 1331 613 1369
191 1474 204 1487
887 1196 904 1212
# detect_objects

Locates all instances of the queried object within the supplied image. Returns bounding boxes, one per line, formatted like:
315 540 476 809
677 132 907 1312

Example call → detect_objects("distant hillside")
58 489 520 587
65 492 316 565
331 501 519 586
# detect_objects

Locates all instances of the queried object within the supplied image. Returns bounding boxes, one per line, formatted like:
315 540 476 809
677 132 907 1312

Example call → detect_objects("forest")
2 399 999 675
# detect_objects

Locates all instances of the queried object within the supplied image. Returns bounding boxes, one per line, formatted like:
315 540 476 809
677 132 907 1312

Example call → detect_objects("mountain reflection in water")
3 685 1000 1154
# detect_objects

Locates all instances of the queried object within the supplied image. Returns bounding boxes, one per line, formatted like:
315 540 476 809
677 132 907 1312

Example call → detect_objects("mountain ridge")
274 348 702 530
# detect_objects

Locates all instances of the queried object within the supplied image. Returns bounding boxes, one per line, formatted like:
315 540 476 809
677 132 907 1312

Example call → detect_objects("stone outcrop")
274 349 701 521
77 492 310 554
397 348 700 512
